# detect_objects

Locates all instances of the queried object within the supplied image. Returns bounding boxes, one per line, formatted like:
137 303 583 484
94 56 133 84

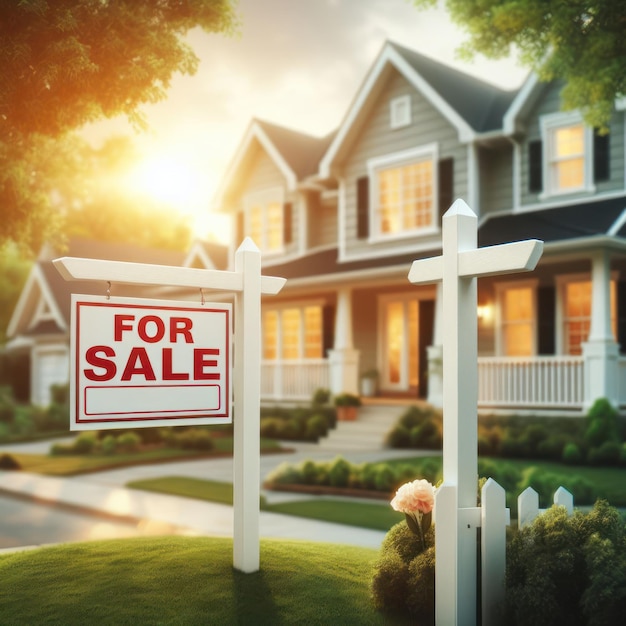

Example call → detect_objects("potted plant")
334 392 362 421
360 369 379 397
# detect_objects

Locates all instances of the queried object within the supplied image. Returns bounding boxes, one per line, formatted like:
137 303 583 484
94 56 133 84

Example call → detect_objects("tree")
413 0 626 130
0 0 237 252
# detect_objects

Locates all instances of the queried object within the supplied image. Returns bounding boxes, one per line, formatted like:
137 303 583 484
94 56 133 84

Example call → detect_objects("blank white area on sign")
85 385 220 417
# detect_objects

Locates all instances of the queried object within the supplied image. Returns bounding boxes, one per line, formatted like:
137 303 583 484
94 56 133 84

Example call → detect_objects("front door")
380 295 434 397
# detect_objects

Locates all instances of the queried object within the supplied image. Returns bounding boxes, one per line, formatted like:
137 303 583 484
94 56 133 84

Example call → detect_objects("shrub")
562 442 583 464
0 386 15 424
101 435 117 455
536 435 568 461
584 397 620 448
374 464 396 492
371 521 435 621
311 387 330 407
588 440 622 466
73 431 98 454
385 425 411 448
259 417 283 439
174 429 214 451
505 500 626 626
305 414 328 440
116 432 141 453
409 419 442 449
328 457 351 488
299 459 320 485
520 467 595 505
264 461 301 485
0 453 21 470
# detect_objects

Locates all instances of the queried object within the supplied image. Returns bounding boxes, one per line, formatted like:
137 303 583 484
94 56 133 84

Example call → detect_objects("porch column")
328 287 360 395
427 281 444 407
582 251 620 409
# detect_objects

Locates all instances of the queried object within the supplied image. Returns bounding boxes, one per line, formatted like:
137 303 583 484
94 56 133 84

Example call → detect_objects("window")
368 145 437 239
390 95 411 129
262 305 323 360
561 278 616 355
244 189 284 253
497 283 535 356
539 112 595 197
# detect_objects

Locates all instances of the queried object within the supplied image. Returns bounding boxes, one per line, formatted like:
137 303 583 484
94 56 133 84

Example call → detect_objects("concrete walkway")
0 439 424 551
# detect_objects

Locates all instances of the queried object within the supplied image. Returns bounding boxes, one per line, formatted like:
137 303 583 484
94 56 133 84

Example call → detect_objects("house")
213 40 626 414
4 238 227 406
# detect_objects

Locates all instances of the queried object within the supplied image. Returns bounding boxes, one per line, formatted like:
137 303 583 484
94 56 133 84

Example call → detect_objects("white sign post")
408 200 542 625
54 237 284 573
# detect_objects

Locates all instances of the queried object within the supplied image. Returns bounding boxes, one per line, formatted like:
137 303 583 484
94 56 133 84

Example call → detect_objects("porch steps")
318 403 408 451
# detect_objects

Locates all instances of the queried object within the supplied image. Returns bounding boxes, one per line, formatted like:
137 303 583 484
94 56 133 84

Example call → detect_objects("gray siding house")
214 41 626 414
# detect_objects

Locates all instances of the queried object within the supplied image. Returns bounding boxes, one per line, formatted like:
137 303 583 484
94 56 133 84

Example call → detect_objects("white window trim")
243 186 285 256
494 279 538 356
390 95 412 130
367 143 439 243
556 272 618 354
539 111 595 200
263 301 326 361
28 297 56 331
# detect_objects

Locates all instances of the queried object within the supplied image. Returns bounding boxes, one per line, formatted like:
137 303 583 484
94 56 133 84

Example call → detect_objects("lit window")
550 124 584 192
563 279 616 355
244 189 283 253
540 112 594 197
369 145 438 239
263 310 278 359
262 305 323 361
500 286 534 356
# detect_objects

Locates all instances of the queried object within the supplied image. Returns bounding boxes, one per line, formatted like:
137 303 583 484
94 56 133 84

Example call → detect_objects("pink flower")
390 479 435 515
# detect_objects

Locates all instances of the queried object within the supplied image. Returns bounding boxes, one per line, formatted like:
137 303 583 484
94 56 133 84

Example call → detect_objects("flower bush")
371 478 436 621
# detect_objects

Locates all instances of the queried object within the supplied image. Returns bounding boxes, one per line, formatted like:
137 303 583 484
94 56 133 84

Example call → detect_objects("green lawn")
128 476 405 531
0 536 412 625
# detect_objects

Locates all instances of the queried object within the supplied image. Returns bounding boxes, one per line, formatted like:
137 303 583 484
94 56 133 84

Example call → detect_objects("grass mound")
0 536 412 625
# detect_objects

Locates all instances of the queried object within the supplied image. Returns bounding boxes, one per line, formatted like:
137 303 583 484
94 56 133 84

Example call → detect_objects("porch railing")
260 356 587 409
261 359 330 401
477 356 584 409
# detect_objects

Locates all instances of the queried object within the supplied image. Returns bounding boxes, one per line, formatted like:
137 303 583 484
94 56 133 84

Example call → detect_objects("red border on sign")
74 300 231 424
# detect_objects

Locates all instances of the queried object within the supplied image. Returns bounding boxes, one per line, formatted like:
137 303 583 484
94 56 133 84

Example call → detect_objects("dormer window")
390 95 411 129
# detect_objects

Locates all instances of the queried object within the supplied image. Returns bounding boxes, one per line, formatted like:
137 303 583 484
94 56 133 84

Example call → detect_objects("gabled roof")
7 238 192 340
392 43 518 133
213 118 335 209
184 240 228 270
320 41 518 177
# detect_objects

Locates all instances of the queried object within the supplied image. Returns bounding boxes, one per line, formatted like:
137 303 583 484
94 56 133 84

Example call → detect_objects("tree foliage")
0 0 238 251
413 0 626 129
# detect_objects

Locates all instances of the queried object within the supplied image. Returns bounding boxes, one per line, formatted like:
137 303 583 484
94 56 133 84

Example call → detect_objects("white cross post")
408 200 543 625
54 237 285 573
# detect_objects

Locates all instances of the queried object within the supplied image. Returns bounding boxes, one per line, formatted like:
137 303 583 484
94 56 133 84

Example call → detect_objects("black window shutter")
236 211 244 245
617 281 626 353
438 158 454 220
537 285 556 355
322 305 335 357
283 202 293 244
593 130 610 182
528 140 543 193
356 176 369 239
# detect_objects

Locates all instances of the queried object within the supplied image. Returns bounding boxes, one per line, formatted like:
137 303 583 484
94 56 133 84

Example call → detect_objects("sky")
85 0 529 242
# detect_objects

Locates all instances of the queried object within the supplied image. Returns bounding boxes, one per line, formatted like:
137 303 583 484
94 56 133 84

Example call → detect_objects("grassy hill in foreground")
0 536 413 625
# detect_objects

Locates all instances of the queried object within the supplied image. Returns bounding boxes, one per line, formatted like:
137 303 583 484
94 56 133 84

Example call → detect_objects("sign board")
70 294 231 430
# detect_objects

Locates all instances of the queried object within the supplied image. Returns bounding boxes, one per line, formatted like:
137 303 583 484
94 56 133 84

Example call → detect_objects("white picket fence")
476 480 574 625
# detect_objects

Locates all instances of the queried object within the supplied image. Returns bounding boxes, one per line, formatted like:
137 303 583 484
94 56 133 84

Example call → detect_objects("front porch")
261 354 626 413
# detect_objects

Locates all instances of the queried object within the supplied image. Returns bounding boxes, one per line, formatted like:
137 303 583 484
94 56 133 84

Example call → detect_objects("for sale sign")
70 295 232 430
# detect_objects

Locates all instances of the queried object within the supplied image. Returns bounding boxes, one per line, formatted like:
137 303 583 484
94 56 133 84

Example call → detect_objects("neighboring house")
213 40 626 414
4 238 227 406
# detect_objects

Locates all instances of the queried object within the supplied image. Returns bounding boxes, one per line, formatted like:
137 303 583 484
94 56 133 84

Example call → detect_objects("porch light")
477 303 492 323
